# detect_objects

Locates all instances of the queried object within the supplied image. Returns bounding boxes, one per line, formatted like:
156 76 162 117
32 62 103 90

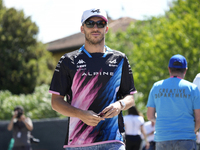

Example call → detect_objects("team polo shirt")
147 77 200 142
49 45 137 147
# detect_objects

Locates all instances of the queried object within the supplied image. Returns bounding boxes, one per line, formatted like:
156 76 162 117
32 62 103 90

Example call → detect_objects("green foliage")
0 1 56 94
1 0 199 120
0 84 64 120
106 0 200 117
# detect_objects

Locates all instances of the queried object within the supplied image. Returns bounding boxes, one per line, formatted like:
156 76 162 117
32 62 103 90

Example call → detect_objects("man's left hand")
100 102 122 118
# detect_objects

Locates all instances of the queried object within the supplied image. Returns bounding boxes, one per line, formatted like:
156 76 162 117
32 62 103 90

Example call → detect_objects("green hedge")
0 84 64 120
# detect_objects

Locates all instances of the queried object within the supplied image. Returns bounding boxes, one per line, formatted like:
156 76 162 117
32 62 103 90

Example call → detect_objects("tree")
106 0 200 108
0 1 55 94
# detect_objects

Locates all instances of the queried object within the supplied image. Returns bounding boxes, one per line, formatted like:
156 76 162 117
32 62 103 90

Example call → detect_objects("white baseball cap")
81 8 108 24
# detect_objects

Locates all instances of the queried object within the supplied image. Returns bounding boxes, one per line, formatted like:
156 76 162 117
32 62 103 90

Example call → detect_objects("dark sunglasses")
84 20 107 28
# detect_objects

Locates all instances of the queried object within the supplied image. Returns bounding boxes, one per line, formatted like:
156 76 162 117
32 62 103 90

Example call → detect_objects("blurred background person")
193 73 200 150
147 54 200 150
142 121 155 150
196 131 200 150
124 106 149 150
193 73 200 91
7 106 33 150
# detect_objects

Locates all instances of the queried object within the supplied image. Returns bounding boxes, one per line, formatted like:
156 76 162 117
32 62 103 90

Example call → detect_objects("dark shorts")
12 145 32 150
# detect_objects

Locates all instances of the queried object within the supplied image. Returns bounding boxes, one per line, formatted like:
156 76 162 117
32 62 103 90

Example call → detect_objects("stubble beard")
85 31 105 45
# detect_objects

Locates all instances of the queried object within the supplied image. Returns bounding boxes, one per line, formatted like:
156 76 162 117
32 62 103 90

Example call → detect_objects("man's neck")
84 42 106 53
170 73 185 79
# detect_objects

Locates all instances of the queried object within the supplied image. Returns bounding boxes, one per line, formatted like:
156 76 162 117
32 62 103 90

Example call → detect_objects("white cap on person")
81 8 108 24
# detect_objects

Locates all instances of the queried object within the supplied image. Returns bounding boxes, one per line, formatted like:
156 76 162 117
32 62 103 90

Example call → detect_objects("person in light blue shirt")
147 54 200 150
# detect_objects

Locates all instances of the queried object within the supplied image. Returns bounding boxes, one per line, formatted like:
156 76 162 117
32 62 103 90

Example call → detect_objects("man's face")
81 17 108 45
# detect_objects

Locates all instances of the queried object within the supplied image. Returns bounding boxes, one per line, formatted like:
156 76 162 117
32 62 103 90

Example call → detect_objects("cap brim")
82 15 108 24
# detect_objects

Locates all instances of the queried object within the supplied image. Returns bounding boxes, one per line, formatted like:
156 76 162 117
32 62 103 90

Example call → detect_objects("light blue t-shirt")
147 77 200 142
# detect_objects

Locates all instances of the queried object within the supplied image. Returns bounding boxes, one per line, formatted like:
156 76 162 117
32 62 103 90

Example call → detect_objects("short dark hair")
128 106 139 116
14 105 24 113
169 67 186 74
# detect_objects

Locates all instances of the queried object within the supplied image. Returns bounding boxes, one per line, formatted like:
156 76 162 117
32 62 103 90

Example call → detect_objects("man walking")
49 8 137 150
147 54 200 150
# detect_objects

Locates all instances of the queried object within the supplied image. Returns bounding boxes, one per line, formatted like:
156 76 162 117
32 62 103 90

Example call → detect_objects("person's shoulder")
193 73 200 90
25 117 32 122
124 114 131 118
193 73 200 82
153 79 165 86
131 115 143 119
138 115 144 119
144 121 151 126
124 114 133 119
59 50 82 62
123 115 132 121
64 49 81 58
181 79 200 90
150 79 166 90
182 79 195 85
106 46 126 57
195 73 200 78
137 115 144 123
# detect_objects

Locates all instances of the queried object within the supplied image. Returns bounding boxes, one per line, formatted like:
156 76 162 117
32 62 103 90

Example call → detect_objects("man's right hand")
51 94 104 126
79 110 105 126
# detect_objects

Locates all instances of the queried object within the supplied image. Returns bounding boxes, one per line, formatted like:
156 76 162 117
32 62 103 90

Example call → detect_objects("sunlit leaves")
0 1 56 94
106 0 200 116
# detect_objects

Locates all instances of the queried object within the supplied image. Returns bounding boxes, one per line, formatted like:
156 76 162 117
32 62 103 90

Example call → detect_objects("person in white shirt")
142 121 155 150
196 131 200 150
124 106 149 150
193 73 200 91
193 73 200 150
